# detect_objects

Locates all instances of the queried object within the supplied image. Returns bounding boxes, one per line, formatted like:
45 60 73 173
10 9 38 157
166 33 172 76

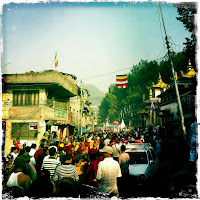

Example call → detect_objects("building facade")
2 70 79 156
140 74 170 127
158 61 196 138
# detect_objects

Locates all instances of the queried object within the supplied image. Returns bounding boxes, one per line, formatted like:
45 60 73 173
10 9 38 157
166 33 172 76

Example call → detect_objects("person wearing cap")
96 146 122 197
112 140 121 162
104 135 110 146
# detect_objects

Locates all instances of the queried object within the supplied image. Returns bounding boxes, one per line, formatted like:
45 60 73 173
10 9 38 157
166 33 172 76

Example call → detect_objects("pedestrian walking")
189 122 197 170
6 156 31 196
96 146 122 197
53 154 79 197
10 147 19 163
87 151 104 187
112 140 121 162
41 147 61 181
118 144 130 197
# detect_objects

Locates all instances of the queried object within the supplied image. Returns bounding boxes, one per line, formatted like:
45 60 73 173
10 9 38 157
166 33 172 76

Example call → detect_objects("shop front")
46 120 75 141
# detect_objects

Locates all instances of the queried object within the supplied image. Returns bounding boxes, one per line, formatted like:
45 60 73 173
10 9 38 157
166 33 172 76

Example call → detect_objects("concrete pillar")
39 89 47 106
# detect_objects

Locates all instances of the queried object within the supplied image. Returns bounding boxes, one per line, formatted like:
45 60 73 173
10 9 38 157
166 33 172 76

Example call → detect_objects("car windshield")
128 152 148 164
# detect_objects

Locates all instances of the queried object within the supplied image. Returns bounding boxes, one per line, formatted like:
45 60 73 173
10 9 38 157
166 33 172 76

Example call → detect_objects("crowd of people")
3 128 161 198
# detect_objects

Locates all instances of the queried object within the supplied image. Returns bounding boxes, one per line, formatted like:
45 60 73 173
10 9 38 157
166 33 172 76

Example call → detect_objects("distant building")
2 70 79 156
139 74 170 127
70 88 92 134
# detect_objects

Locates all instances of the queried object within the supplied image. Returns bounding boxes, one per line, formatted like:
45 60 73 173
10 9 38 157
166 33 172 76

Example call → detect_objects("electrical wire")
168 36 182 53
77 66 132 81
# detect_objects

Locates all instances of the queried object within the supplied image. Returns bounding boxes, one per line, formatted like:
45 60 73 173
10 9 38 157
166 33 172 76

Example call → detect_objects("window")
13 90 39 106
128 152 148 164
11 123 38 139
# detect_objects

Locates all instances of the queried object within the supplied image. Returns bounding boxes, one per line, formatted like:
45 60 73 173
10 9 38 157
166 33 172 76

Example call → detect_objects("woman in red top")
15 138 22 150
87 151 104 187
89 143 98 161
67 142 74 154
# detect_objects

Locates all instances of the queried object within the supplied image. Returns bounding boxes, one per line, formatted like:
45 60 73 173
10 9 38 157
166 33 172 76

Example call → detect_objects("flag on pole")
55 52 58 68
116 74 128 88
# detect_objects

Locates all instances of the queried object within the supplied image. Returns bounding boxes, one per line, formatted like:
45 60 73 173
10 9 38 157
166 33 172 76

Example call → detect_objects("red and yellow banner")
116 75 128 88
55 53 58 68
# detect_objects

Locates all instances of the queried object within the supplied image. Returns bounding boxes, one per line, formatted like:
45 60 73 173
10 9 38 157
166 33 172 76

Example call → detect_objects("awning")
46 120 57 125
46 120 75 127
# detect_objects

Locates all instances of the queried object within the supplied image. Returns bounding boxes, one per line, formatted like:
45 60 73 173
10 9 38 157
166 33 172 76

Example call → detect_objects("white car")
125 143 159 184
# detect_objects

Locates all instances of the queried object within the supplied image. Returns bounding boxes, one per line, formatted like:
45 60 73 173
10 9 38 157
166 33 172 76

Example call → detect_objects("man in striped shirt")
53 154 79 183
41 147 61 181
53 154 79 197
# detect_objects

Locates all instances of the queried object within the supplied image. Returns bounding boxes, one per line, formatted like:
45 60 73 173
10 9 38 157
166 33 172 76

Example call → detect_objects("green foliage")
98 97 109 123
175 3 197 68
98 52 191 126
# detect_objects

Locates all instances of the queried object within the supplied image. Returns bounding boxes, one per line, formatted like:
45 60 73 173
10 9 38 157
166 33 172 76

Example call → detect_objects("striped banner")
116 74 128 82
116 83 128 89
116 74 128 89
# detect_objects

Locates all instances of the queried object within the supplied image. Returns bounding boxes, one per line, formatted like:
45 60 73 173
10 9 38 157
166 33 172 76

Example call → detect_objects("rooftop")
3 70 79 97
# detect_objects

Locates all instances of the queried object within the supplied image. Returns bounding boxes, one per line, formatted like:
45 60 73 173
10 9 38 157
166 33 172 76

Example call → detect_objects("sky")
1 1 194 93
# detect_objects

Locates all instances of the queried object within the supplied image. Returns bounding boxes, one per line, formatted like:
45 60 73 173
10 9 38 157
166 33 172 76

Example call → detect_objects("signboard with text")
29 123 38 130
54 109 67 118
51 126 58 132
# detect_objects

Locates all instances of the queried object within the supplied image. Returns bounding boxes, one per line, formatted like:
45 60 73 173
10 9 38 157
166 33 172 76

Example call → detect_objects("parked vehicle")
126 143 159 185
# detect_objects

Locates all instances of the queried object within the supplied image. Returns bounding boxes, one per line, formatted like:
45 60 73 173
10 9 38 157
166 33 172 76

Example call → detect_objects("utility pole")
158 3 187 139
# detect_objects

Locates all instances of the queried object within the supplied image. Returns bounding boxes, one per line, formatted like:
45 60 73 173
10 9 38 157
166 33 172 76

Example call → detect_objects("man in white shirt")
112 140 121 162
96 146 122 197
104 136 110 146
10 147 19 163
29 144 37 156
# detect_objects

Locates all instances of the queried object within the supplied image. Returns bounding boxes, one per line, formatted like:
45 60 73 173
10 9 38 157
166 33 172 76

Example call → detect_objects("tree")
175 3 197 68
98 51 191 127
98 97 109 123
